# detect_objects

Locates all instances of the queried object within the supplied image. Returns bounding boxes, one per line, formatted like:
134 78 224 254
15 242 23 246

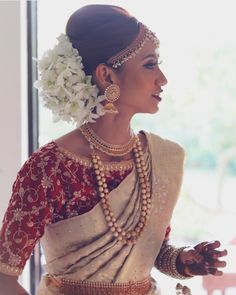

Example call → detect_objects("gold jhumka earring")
103 84 120 114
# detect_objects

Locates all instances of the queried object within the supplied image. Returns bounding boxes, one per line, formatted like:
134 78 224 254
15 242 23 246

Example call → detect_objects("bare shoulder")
54 128 90 158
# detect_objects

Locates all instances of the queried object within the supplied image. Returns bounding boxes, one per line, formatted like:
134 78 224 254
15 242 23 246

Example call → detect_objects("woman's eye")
144 60 162 69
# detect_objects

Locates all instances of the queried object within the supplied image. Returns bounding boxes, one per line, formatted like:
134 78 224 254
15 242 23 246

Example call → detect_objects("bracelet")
155 245 193 280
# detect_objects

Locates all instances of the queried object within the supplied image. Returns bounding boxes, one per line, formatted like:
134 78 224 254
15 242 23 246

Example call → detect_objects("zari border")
56 144 134 172
44 274 152 295
0 261 22 276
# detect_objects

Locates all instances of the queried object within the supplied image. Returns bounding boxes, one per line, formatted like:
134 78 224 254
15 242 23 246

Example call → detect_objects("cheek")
121 74 147 93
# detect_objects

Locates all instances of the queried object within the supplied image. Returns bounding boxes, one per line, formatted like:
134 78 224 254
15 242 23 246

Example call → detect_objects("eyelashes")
144 60 163 69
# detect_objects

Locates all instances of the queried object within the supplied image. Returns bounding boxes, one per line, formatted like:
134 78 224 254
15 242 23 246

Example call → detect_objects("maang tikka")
104 84 120 114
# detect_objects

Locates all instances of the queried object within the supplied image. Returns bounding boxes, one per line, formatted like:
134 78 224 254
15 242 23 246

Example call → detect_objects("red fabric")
0 142 131 270
0 142 171 271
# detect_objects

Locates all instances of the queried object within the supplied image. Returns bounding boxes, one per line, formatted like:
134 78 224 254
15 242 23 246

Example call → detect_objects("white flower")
34 33 105 126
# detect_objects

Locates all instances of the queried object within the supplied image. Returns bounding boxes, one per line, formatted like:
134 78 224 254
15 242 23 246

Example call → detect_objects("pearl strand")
91 136 151 245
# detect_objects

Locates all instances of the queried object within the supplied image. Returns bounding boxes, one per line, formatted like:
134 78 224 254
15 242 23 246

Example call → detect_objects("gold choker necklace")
80 124 136 157
90 136 151 245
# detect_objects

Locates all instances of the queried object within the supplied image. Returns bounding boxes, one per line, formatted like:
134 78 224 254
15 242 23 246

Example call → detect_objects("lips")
152 89 163 101
152 94 162 101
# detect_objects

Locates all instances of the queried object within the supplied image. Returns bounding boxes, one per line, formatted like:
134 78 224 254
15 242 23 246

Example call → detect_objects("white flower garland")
34 34 106 126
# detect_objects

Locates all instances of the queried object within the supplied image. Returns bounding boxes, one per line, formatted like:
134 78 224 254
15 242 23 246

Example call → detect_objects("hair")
65 4 139 75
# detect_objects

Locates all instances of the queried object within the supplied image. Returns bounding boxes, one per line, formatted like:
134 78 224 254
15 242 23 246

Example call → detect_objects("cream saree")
37 132 185 295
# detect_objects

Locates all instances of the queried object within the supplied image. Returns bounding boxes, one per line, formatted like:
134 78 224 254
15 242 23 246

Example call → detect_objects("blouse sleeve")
0 152 53 276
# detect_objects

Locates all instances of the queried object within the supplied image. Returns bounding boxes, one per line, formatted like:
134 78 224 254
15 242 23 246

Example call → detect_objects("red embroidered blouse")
0 142 170 276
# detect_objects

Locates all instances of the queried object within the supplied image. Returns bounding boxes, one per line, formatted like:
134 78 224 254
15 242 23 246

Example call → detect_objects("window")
35 1 236 293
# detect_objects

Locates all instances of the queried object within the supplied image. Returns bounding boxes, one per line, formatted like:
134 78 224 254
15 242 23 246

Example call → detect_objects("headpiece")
33 34 106 127
34 23 159 126
107 23 159 68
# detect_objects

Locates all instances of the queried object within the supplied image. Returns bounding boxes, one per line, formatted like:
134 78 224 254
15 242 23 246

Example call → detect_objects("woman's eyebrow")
142 53 159 60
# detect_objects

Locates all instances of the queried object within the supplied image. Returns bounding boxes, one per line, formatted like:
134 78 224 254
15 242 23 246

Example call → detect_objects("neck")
87 112 134 145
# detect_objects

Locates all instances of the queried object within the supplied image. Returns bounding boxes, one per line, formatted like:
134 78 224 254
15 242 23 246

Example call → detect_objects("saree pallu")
38 132 185 295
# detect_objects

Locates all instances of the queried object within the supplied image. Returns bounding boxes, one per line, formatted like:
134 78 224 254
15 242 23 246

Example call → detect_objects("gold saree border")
44 274 152 295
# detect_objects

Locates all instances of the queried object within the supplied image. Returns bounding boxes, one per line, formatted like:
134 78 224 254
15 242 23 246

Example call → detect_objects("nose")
156 68 168 87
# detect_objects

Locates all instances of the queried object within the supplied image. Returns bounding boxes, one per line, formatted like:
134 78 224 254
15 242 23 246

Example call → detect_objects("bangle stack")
156 245 193 280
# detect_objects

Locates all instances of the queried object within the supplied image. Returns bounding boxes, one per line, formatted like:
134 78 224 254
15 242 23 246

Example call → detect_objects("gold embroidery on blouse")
55 143 135 172
0 260 22 276
0 142 148 271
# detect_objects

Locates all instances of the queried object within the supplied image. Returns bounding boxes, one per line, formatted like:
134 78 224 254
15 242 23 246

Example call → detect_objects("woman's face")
115 40 167 115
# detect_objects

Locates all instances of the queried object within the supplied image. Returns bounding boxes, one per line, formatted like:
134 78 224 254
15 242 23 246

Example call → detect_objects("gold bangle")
156 245 193 280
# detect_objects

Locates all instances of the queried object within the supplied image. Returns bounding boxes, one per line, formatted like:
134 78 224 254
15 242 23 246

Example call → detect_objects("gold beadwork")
90 136 151 245
55 142 134 171
45 274 152 295
0 261 22 276
80 124 136 157
107 23 159 69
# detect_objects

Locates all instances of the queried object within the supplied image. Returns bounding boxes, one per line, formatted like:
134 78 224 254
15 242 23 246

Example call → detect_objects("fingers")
208 249 228 258
185 256 227 277
194 241 208 253
204 259 227 276
202 240 221 252
212 249 228 258
210 260 227 268
208 268 223 276
197 241 227 264
203 248 228 265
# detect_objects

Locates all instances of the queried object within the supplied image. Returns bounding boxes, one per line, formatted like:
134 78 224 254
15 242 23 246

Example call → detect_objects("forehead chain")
107 22 160 69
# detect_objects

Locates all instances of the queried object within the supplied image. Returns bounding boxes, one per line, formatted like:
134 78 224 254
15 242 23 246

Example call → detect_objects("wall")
0 1 27 221
0 0 30 291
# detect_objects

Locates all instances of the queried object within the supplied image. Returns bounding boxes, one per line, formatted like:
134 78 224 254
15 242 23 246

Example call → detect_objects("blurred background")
0 0 235 294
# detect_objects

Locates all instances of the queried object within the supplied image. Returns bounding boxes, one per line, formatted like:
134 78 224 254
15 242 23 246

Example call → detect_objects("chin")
134 104 159 115
148 105 159 114
139 108 159 115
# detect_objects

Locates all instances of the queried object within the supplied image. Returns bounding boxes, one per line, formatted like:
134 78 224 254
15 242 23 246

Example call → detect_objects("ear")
93 64 119 92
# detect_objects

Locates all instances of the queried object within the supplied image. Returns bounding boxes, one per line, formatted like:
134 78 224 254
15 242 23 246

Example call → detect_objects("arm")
0 151 53 294
0 273 29 295
154 226 191 279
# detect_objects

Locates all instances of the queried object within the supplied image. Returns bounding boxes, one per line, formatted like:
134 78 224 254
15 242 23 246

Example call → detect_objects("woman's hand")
177 240 228 277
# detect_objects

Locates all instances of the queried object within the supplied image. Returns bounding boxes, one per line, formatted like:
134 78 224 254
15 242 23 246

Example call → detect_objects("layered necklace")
80 123 152 245
80 123 136 157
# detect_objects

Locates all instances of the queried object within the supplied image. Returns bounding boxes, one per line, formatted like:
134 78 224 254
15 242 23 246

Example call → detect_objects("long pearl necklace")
80 124 136 157
90 136 152 245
